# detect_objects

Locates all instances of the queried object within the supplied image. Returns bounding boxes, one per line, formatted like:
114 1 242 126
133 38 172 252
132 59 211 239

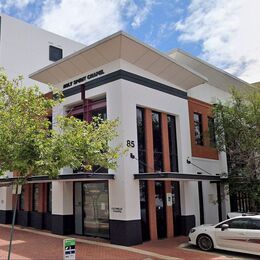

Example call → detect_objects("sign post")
63 238 76 260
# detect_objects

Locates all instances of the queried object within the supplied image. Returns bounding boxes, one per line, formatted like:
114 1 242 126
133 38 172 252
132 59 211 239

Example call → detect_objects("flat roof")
30 31 207 90
170 48 255 92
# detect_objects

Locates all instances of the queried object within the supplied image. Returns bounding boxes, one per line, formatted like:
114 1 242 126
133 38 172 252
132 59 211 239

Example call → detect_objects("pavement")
0 225 257 260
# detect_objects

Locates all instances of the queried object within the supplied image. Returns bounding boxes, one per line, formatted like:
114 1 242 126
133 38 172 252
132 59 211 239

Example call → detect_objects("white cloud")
37 0 155 45
175 0 260 83
131 0 156 28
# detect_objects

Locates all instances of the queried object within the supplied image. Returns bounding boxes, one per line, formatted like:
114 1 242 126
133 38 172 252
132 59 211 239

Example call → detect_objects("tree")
0 71 122 259
213 88 260 212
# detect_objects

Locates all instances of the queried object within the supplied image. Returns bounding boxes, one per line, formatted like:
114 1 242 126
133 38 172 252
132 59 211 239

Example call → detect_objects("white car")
188 215 260 256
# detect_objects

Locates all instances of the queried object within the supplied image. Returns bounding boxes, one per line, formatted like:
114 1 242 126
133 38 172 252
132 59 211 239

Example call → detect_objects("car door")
244 218 260 255
215 218 250 252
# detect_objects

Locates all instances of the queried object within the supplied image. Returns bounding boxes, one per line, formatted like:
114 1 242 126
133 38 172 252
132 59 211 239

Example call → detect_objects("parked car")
188 215 260 256
227 212 257 219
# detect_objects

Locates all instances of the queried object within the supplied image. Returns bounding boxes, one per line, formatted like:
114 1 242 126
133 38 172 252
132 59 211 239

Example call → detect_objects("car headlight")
189 228 196 234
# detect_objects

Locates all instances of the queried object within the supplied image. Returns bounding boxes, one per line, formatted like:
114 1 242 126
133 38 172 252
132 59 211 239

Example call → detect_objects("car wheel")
197 234 213 251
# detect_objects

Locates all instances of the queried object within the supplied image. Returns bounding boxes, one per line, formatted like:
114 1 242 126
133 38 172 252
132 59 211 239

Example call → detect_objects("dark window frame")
208 116 216 147
152 111 163 172
194 112 203 145
49 45 63 62
167 115 178 172
137 107 146 173
19 187 25 211
47 182 52 213
32 183 40 212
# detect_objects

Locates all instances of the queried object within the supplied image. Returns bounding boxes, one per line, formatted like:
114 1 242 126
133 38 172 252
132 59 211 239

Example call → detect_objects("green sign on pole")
63 238 76 260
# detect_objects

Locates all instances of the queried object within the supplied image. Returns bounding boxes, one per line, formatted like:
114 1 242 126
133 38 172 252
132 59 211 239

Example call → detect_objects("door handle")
239 232 246 235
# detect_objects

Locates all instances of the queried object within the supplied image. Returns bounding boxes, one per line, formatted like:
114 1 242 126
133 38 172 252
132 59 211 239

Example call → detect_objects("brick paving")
0 225 255 260
0 226 153 260
134 236 255 260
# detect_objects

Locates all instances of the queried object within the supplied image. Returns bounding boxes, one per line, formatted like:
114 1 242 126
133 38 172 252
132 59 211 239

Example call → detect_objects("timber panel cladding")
188 97 218 160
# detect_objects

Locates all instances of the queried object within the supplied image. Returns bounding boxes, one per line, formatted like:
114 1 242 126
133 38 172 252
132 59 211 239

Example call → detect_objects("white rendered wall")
0 14 85 93
0 186 12 210
51 59 206 224
52 181 73 215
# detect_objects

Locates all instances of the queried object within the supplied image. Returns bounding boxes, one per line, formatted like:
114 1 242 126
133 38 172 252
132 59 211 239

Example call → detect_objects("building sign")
112 207 123 213
63 238 76 260
166 193 173 206
63 69 105 89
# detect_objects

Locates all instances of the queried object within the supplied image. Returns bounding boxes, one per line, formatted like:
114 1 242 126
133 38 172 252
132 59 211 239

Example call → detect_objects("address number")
126 140 135 148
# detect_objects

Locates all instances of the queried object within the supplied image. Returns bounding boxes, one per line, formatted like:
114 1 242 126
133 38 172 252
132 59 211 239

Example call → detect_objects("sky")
0 0 259 83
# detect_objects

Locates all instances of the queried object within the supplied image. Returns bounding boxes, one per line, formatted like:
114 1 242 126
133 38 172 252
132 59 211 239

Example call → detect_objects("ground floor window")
74 181 109 239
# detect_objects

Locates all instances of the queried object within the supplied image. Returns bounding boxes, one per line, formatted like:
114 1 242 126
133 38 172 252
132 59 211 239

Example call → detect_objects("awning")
134 172 221 181
0 173 114 184
30 31 207 90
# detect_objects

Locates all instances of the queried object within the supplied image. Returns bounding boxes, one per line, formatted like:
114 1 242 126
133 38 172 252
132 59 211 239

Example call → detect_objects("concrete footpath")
0 225 253 259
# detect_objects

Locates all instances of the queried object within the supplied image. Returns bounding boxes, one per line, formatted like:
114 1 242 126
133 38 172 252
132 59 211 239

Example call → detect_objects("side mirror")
221 224 229 231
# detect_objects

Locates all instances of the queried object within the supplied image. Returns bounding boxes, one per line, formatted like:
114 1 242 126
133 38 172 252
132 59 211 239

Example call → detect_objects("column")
107 83 142 246
144 108 158 240
161 113 174 238
51 181 74 235
0 186 12 224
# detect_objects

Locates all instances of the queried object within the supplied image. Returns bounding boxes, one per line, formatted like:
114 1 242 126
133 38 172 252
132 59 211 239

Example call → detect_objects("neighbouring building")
0 29 255 246
0 13 85 92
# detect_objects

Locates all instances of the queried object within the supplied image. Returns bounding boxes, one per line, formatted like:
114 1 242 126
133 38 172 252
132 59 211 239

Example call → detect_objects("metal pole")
8 184 18 260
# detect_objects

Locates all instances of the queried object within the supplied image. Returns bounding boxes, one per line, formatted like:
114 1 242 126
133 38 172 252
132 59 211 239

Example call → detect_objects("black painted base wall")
52 214 74 235
0 210 12 224
43 212 52 231
16 211 30 227
30 212 43 229
110 219 142 246
179 215 195 236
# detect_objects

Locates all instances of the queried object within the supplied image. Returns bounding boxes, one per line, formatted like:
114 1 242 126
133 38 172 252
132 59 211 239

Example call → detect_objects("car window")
249 219 260 230
217 218 251 229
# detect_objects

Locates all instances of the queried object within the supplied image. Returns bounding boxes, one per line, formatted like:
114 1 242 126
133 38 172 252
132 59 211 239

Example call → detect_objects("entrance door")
155 181 167 239
82 182 109 238
140 180 150 241
171 181 181 236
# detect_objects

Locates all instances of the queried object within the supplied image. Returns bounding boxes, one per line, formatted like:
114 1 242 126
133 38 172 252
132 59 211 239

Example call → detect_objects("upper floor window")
49 45 63 62
152 111 163 172
167 115 178 172
208 117 216 147
137 107 146 173
194 113 203 145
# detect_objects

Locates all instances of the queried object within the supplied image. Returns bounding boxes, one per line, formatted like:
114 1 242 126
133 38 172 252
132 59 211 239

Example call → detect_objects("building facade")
0 31 254 246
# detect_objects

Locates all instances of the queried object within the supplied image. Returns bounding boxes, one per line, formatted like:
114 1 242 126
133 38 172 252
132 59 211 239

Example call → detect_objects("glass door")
83 182 109 238
155 181 167 239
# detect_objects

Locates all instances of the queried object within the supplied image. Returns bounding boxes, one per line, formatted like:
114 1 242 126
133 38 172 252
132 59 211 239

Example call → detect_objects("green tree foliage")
213 89 260 211
0 71 122 181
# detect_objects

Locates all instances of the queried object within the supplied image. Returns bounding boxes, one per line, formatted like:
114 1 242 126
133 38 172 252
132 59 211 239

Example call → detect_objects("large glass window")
194 113 203 145
83 182 109 238
208 117 216 147
47 183 52 213
152 112 163 172
32 184 40 212
137 107 146 173
168 115 178 172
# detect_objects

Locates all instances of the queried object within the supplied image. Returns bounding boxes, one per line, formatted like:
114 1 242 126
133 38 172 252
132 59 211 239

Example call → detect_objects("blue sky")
1 0 259 83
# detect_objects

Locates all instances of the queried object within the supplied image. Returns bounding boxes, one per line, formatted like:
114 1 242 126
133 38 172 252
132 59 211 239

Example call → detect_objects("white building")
0 27 254 246
0 13 85 92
